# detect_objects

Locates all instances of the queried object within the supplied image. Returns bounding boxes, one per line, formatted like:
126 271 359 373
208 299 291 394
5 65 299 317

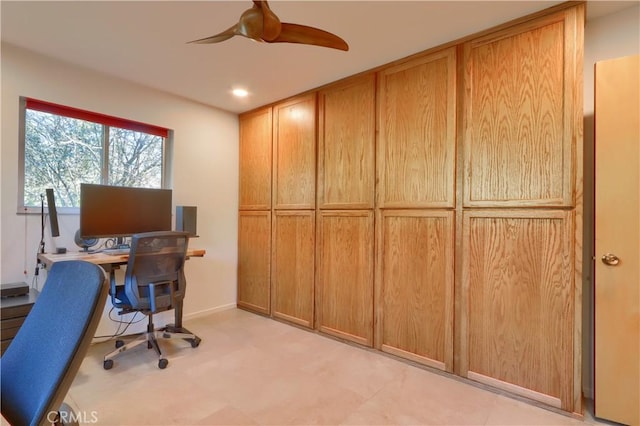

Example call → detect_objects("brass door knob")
601 253 620 266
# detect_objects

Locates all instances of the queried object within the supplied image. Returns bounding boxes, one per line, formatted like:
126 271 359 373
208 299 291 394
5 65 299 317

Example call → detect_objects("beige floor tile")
59 308 606 426
485 395 595 426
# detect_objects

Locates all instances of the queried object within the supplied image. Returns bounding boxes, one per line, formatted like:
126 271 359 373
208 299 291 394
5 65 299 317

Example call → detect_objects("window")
18 97 173 212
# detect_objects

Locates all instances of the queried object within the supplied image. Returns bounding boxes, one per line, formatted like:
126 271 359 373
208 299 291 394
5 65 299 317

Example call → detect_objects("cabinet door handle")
601 253 620 266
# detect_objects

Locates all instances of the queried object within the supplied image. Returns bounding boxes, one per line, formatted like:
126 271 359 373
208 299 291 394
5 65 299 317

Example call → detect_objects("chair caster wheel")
190 337 201 348
115 340 124 349
158 358 168 369
103 359 113 370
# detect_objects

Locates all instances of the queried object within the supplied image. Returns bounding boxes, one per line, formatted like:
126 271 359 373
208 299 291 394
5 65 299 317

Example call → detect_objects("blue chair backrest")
1 260 107 426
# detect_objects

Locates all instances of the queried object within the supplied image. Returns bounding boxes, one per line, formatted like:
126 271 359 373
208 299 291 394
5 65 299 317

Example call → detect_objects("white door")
594 54 639 426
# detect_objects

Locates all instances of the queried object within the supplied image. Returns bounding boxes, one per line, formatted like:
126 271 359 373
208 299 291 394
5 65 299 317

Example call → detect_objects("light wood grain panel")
462 12 576 207
272 210 315 327
273 94 317 210
378 210 454 370
461 210 574 410
318 75 376 209
317 210 374 346
594 54 639 426
568 6 583 415
237 211 271 314
378 47 457 208
239 108 272 210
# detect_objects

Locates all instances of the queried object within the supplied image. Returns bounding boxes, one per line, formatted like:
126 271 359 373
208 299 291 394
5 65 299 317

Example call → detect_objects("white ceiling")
1 1 635 114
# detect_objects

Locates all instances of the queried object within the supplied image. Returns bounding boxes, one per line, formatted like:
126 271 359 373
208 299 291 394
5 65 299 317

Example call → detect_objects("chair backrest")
123 231 190 313
1 260 107 426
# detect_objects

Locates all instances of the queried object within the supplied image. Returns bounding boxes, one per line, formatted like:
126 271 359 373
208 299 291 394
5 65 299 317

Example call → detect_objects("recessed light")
232 88 249 98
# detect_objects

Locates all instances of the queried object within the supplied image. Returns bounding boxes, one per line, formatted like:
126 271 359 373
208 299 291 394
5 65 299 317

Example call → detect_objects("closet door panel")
378 47 457 208
237 211 271 314
318 75 376 209
274 94 317 210
239 108 272 210
272 210 315 327
462 9 580 207
317 211 374 346
378 210 454 370
461 210 574 409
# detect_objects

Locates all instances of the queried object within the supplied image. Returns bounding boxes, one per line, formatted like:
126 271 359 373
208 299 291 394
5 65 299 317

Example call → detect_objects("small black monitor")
80 184 172 239
45 188 60 237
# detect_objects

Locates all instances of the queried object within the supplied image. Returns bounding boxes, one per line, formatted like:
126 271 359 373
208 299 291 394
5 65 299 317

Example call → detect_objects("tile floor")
65 308 609 425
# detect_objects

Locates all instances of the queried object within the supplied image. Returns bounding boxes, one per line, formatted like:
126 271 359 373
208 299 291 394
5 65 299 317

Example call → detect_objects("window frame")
17 97 174 214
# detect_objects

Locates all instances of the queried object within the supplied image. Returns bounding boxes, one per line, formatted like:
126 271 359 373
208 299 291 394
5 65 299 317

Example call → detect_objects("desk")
37 248 205 330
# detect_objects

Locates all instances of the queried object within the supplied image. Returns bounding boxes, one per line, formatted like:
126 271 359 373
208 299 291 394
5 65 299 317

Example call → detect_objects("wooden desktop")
37 248 205 270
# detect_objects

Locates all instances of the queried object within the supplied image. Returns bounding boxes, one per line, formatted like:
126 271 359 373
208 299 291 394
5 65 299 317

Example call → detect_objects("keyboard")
102 248 130 256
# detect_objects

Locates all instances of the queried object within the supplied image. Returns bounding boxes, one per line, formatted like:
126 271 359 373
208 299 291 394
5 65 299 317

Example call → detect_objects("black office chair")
1 260 108 426
103 231 201 370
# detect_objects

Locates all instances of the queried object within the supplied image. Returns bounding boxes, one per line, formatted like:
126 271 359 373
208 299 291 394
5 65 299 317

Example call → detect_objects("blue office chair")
1 260 108 426
103 231 201 370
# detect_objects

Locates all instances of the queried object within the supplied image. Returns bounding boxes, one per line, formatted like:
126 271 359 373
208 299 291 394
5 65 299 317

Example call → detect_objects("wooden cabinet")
318 74 376 209
239 108 272 210
461 210 574 410
461 9 581 208
237 211 271 314
459 5 583 413
377 210 454 370
273 94 317 210
272 210 315 328
378 47 457 209
238 107 273 314
316 75 376 346
317 211 374 346
236 2 583 415
376 46 457 369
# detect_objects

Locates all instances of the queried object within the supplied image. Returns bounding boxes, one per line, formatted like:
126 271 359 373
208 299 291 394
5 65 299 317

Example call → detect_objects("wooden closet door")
272 210 315 328
239 108 272 210
237 211 271 314
273 94 316 210
377 210 454 370
317 211 374 346
462 8 581 208
461 210 574 410
378 47 456 209
318 74 376 209
460 5 583 414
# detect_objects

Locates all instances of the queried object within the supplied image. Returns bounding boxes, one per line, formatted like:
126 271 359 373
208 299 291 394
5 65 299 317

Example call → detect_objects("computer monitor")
45 188 60 237
80 183 172 240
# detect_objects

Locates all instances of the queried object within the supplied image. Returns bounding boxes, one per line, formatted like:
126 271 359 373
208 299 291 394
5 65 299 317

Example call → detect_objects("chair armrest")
109 271 119 305
148 281 174 313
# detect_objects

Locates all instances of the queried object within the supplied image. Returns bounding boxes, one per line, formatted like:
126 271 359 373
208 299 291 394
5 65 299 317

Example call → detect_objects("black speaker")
176 206 197 237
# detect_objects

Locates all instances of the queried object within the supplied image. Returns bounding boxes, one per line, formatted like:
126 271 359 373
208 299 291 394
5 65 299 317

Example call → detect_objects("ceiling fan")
188 0 349 51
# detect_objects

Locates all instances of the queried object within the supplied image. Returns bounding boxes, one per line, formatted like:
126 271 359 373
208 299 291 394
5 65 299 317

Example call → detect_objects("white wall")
1 43 239 336
582 3 640 398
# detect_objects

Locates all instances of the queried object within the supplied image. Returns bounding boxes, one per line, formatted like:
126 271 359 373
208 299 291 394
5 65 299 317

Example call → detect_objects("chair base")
103 324 200 370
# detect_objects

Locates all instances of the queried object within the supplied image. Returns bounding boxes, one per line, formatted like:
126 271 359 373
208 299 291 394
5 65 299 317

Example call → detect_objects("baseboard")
182 303 237 321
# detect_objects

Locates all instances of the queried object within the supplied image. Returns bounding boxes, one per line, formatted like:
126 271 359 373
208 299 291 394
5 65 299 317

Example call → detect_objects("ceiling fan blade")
188 24 238 44
271 23 349 51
